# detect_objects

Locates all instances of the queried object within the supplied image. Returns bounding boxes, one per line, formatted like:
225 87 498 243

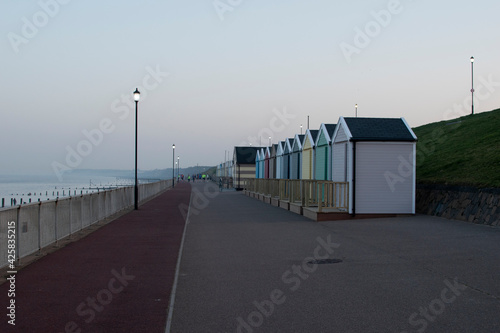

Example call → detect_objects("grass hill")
412 108 500 188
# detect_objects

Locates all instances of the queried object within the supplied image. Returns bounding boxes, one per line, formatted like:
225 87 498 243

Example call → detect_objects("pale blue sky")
1 0 499 178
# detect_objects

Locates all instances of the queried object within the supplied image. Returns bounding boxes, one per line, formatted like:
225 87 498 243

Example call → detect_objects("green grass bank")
413 108 500 188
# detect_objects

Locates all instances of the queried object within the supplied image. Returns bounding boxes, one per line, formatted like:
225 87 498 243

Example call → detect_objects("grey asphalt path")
169 182 500 333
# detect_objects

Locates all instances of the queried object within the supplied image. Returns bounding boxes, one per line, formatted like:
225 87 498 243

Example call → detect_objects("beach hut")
301 129 319 180
331 117 417 215
255 150 261 179
282 138 293 179
259 148 265 179
233 146 262 189
315 123 337 180
269 144 278 179
290 134 305 180
276 141 285 179
227 160 233 178
264 147 271 179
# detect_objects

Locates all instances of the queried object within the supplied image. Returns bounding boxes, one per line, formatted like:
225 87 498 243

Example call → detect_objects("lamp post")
300 124 303 135
355 104 358 117
177 156 180 180
470 56 474 115
172 144 175 188
133 88 140 210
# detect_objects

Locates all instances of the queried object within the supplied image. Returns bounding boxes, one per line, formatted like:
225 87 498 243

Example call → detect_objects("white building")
331 117 417 215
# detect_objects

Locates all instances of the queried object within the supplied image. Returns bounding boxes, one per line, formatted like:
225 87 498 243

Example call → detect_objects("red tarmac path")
1 182 191 333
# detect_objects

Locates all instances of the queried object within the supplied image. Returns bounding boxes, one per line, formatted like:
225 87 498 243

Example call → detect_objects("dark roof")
283 138 293 154
291 135 306 151
309 130 319 141
325 124 337 138
344 118 416 141
277 141 285 152
234 146 264 164
270 144 278 157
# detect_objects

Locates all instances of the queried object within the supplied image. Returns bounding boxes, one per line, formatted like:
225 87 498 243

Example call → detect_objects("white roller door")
355 142 415 214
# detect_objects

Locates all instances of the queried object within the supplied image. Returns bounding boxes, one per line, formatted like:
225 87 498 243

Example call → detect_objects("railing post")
16 206 20 265
318 183 322 212
54 199 58 245
301 180 305 206
38 202 41 252
69 196 73 238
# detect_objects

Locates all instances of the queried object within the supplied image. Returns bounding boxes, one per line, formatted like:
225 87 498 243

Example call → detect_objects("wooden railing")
246 179 349 212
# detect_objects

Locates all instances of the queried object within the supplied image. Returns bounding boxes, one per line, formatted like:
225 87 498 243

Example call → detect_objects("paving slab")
170 182 500 333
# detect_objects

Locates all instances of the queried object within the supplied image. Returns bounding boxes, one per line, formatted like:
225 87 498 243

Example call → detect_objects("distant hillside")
204 166 216 178
138 166 213 179
68 166 214 180
413 108 500 188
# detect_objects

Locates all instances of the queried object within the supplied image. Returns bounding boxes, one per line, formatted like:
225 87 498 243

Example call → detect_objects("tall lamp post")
177 156 180 180
355 104 358 117
133 88 140 210
470 56 474 115
172 144 175 188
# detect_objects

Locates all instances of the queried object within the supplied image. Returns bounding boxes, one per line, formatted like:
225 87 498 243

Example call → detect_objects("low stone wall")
416 184 500 226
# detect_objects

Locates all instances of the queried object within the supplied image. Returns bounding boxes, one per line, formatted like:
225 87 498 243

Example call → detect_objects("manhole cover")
307 258 343 265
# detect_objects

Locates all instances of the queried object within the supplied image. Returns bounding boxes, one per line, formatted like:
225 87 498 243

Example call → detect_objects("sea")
0 173 134 208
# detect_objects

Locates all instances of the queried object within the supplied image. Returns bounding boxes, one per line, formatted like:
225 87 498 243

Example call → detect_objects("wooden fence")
246 179 349 212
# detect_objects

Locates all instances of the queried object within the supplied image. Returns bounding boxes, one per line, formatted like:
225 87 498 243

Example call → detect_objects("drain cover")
307 258 343 265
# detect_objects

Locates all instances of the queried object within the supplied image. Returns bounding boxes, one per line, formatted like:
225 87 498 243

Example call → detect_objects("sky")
1 0 500 179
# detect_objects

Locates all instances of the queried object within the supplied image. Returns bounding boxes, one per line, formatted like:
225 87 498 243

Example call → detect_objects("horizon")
2 106 499 179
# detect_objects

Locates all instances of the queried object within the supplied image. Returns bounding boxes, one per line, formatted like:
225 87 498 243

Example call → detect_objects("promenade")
0 182 191 333
171 183 500 332
1 181 500 332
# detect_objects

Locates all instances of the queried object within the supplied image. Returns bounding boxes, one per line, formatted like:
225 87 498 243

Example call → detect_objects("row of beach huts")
217 116 418 218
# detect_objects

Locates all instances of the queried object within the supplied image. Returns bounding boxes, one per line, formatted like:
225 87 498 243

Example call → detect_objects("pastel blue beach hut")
259 148 265 179
255 150 261 179
269 144 278 179
282 138 293 179
275 141 285 179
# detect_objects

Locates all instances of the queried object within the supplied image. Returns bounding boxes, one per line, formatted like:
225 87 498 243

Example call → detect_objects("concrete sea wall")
0 180 173 269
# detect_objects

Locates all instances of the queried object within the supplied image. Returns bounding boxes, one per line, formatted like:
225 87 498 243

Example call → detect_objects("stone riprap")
416 184 500 226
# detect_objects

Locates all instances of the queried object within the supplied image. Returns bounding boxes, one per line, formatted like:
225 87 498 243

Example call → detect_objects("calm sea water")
0 174 134 208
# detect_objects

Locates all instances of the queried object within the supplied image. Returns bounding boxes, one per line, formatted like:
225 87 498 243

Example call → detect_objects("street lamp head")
355 104 358 108
173 144 175 149
470 56 474 63
133 88 140 102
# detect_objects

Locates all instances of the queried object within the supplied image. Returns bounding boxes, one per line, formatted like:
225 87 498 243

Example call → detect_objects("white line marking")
165 186 192 333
